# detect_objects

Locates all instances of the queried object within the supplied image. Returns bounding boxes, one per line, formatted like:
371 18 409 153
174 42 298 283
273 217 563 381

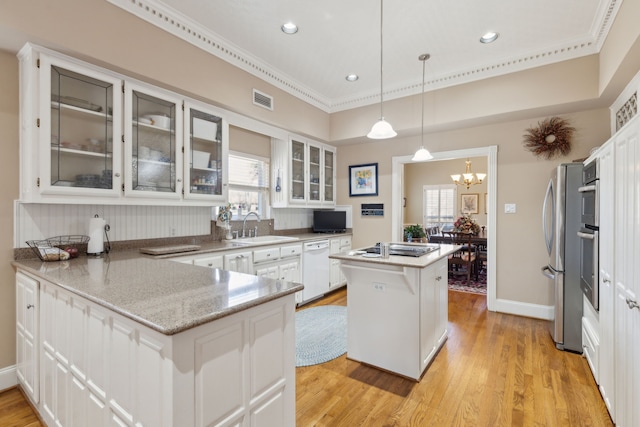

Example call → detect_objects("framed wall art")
461 193 479 214
349 163 378 197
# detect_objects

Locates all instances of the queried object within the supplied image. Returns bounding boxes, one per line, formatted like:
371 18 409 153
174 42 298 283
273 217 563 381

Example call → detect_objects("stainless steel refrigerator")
541 163 583 353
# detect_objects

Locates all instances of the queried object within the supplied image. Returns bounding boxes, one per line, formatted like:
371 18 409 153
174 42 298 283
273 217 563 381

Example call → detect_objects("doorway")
391 146 497 311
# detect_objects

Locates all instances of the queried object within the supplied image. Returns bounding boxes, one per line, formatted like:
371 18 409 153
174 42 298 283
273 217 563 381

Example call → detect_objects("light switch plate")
504 203 517 214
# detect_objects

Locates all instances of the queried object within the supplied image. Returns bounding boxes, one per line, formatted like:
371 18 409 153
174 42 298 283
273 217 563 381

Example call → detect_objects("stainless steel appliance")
541 163 583 352
578 159 599 310
363 243 440 257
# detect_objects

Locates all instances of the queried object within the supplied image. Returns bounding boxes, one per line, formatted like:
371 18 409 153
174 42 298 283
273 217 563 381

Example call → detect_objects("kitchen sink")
230 235 300 245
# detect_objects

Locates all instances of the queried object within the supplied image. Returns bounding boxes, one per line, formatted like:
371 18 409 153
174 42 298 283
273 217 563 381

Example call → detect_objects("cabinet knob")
435 276 442 281
177 178 182 183
207 263 213 267
626 298 640 310
602 276 611 284
114 172 121 178
26 304 34 309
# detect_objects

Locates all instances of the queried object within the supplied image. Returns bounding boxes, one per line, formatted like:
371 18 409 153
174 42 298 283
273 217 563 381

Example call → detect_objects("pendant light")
411 54 433 161
367 0 397 139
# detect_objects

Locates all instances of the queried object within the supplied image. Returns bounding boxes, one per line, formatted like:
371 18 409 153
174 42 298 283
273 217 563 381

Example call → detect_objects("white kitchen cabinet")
18 45 123 202
254 244 302 283
15 268 296 427
193 254 224 269
596 138 614 415
16 271 39 404
224 250 254 274
330 236 351 289
18 43 229 206
124 81 183 199
271 136 336 208
341 256 448 380
183 101 228 202
613 115 640 427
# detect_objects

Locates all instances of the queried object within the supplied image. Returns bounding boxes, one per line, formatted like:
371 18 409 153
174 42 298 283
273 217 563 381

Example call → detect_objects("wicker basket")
26 235 89 262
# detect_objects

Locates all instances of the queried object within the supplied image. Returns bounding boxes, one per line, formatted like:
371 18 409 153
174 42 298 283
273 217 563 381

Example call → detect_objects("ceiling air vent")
253 89 273 111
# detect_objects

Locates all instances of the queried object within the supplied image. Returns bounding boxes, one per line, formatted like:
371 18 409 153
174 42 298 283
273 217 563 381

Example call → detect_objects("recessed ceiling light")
281 22 298 34
480 32 499 44
346 74 359 82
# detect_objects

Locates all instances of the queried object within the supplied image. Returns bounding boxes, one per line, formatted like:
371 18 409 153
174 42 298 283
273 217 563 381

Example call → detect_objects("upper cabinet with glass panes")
271 136 336 208
18 43 228 205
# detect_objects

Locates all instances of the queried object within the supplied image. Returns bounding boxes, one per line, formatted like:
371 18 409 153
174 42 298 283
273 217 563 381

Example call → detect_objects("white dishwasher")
302 240 330 303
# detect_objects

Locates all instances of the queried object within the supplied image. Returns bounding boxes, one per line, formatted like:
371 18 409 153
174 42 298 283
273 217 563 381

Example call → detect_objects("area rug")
448 273 487 295
295 305 347 367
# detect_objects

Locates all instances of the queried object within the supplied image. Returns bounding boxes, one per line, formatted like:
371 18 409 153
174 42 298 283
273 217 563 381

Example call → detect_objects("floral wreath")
522 117 575 159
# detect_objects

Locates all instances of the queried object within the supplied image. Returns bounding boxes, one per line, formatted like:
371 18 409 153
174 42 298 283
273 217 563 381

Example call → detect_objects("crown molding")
107 0 620 114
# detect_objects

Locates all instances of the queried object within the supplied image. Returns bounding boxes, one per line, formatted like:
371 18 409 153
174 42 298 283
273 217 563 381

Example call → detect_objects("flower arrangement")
453 213 481 235
217 203 232 224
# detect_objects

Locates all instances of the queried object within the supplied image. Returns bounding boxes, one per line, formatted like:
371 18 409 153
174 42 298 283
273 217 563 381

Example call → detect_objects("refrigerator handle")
541 265 555 280
542 179 554 255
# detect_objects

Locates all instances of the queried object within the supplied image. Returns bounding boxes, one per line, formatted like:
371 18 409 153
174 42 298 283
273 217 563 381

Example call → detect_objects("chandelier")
451 159 486 189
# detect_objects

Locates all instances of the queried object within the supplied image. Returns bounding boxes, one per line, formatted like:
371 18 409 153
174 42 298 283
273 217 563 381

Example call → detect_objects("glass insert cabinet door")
290 139 306 201
308 145 321 202
124 82 182 199
40 54 123 197
324 149 335 203
184 103 227 201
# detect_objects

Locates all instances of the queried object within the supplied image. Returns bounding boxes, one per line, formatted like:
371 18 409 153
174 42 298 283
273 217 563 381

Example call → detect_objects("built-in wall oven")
578 159 599 310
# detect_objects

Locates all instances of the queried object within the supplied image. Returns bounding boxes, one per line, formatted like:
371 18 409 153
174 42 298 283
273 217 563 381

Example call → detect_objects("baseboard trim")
0 365 17 392
495 298 554 320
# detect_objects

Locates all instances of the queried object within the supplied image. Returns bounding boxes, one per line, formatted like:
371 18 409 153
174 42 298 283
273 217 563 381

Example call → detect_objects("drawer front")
253 247 281 263
582 318 599 383
339 237 351 247
280 244 302 258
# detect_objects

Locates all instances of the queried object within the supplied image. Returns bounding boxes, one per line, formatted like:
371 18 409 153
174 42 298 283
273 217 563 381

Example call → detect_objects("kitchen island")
330 243 459 380
13 252 302 427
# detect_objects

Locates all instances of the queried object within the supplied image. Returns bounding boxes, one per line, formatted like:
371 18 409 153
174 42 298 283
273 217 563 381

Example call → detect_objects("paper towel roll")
87 216 106 255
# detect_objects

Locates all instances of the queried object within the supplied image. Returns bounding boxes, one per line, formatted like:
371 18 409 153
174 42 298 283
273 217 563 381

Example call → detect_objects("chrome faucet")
241 211 261 238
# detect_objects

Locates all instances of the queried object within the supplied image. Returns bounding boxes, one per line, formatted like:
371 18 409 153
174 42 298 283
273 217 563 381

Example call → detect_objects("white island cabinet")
14 254 299 427
331 244 457 380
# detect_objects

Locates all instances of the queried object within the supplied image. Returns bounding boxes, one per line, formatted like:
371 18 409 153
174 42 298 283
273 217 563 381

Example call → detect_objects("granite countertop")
329 243 460 268
12 251 303 336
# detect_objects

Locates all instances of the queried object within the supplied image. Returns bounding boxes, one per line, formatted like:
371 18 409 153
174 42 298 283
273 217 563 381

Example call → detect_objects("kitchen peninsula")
330 243 459 380
13 252 301 427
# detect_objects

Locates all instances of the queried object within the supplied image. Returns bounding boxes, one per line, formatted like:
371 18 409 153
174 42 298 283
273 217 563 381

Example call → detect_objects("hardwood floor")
0 388 42 427
1 288 613 427
296 288 614 426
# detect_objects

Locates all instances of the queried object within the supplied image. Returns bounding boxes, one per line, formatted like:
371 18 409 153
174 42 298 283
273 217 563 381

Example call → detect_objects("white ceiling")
90 1 626 113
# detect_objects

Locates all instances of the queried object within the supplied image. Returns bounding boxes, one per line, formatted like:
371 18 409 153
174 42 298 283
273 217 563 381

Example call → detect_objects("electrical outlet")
504 203 517 214
372 283 386 291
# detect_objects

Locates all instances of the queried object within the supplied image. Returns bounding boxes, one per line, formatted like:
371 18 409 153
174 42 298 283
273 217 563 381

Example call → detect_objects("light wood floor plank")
296 287 614 427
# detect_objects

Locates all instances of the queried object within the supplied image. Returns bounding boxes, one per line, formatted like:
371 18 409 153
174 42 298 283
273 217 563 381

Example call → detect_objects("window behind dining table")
423 184 457 230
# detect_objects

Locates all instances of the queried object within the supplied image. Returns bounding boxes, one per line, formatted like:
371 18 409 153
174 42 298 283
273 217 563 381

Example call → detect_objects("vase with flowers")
217 203 233 240
453 213 481 235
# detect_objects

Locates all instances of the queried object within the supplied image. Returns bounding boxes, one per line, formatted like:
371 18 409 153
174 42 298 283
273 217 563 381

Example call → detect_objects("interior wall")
0 50 20 371
0 0 330 143
229 126 270 158
336 108 610 306
404 157 488 227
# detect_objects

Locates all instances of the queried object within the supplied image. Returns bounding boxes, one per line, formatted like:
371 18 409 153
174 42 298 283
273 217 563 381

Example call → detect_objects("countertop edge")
329 244 460 268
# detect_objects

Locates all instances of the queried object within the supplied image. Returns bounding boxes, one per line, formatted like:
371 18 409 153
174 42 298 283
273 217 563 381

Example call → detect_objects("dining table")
428 230 487 246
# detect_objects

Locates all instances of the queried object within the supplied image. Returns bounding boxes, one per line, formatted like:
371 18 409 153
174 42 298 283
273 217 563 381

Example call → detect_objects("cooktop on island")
363 243 440 257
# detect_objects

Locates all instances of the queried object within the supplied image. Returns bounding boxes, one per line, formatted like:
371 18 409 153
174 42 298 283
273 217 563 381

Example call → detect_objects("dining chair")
445 231 477 282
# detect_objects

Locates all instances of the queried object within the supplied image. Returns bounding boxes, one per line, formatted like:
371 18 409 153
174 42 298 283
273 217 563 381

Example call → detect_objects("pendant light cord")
379 0 384 118
421 58 425 146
